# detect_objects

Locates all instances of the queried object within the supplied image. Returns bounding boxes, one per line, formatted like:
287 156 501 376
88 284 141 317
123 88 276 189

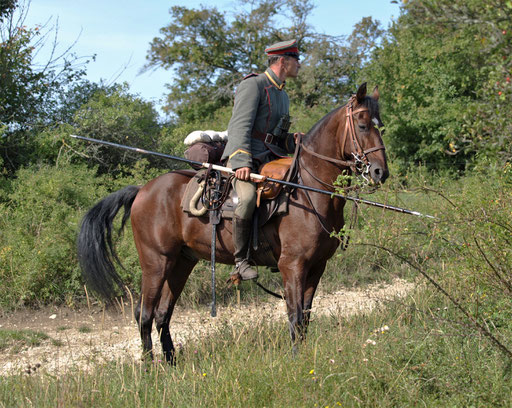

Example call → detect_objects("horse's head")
339 82 389 185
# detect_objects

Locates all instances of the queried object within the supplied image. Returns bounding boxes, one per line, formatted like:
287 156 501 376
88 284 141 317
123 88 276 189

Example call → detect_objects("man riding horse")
222 39 302 281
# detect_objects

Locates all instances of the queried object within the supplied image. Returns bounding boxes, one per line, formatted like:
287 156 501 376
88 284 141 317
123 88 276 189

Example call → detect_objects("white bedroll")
184 130 228 146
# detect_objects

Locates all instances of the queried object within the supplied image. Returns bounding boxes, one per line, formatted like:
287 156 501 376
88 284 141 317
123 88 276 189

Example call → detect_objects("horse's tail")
77 185 140 301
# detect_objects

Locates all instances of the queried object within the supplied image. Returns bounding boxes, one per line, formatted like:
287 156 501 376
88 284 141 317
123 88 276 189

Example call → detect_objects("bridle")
298 95 386 184
294 95 386 242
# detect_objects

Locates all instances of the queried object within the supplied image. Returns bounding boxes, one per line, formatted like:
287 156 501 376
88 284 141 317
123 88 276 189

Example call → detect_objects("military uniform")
221 67 297 171
224 39 300 281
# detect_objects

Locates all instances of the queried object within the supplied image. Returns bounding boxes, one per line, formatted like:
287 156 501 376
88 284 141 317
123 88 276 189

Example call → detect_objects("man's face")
283 56 301 78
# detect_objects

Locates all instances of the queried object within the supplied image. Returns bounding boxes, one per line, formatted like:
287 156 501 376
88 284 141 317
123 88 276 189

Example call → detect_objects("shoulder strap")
243 73 259 80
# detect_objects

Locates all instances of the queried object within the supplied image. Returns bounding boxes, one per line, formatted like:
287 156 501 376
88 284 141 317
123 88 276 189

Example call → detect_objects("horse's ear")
356 82 367 103
372 86 380 101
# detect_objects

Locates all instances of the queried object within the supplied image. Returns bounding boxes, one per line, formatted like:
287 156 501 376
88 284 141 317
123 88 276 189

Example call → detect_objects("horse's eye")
358 124 368 131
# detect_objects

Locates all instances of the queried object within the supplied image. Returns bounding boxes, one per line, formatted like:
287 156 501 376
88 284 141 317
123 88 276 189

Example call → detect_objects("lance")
69 134 436 219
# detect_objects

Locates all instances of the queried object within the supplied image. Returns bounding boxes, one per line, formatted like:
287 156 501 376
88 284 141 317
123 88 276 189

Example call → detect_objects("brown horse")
77 83 388 362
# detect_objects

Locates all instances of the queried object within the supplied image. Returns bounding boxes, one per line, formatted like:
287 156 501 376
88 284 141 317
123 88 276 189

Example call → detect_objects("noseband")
299 95 386 179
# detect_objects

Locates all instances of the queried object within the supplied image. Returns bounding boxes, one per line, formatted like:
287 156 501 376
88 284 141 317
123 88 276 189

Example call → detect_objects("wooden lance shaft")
69 134 436 219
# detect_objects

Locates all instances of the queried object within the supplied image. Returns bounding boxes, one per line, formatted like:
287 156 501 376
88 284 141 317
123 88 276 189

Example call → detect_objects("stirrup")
233 259 258 281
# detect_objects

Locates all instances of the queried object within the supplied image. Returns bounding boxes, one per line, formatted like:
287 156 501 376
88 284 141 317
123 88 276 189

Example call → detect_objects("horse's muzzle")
370 164 389 184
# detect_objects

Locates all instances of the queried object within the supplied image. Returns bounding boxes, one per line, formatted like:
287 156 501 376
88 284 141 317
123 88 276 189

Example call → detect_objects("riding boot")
232 215 258 280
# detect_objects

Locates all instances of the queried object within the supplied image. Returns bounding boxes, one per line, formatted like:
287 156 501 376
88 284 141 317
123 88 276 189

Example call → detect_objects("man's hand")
235 167 252 181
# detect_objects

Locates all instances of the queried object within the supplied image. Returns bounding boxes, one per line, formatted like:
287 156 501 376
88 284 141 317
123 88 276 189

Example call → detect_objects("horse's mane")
305 95 380 140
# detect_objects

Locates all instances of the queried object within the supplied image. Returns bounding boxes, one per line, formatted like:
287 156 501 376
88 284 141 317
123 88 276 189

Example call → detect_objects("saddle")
255 157 293 207
180 157 294 225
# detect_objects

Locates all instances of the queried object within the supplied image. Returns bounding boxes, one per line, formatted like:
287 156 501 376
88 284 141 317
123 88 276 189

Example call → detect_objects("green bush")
0 163 110 308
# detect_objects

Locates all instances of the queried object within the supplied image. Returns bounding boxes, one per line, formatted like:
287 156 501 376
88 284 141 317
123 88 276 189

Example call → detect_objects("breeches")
226 159 257 219
232 177 257 219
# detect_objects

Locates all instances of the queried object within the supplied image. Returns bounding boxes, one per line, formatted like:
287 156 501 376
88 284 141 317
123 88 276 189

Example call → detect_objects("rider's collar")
265 68 285 90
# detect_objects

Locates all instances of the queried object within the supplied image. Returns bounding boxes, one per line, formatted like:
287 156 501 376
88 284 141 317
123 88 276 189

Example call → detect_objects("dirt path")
0 279 414 377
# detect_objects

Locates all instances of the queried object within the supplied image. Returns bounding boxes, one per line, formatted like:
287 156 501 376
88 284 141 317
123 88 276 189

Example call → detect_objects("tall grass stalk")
1 290 511 407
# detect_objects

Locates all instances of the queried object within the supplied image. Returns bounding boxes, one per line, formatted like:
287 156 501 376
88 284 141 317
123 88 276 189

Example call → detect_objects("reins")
292 96 385 244
300 96 385 171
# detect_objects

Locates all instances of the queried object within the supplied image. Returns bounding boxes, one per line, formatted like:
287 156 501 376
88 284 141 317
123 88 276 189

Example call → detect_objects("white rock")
49 314 57 320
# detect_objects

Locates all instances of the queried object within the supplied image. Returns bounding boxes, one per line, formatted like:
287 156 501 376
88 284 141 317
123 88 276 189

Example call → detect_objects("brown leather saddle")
181 157 293 226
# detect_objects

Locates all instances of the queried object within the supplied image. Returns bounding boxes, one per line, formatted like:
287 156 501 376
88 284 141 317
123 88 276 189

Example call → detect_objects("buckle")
264 133 274 144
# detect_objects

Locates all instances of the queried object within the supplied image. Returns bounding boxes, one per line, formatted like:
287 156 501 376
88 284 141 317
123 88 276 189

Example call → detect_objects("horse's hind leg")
154 254 197 364
134 251 177 360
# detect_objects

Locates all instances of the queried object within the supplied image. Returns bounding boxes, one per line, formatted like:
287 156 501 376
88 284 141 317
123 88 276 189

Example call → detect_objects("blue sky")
23 1 400 114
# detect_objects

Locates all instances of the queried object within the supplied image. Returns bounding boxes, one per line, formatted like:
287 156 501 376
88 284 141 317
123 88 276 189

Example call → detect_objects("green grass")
1 287 510 407
1 166 511 406
0 329 51 352
78 325 92 333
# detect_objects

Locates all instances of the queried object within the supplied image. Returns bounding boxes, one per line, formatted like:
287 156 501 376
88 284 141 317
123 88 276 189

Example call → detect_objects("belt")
252 130 279 145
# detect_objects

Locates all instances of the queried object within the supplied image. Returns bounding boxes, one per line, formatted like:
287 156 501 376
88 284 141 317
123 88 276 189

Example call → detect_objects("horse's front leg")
279 259 308 351
302 260 327 338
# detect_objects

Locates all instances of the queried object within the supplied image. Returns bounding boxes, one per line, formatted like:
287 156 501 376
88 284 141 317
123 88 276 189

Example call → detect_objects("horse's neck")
300 106 348 185
298 106 348 223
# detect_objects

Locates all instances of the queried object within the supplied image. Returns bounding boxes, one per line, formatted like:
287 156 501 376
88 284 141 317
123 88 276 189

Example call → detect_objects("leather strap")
252 130 280 145
300 143 355 168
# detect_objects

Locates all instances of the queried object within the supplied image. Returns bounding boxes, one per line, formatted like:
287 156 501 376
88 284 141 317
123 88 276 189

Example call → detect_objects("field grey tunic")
221 68 296 171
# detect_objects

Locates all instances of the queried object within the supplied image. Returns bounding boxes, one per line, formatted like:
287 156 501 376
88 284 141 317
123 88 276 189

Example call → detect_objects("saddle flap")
256 157 293 205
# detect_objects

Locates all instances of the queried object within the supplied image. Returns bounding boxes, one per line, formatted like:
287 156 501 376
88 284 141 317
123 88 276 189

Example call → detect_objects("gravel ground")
0 278 414 377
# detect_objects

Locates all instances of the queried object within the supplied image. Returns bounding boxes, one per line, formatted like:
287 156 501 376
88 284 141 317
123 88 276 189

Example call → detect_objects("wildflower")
202 373 207 377
362 358 369 362
366 339 376 346
329 359 335 364
309 369 315 374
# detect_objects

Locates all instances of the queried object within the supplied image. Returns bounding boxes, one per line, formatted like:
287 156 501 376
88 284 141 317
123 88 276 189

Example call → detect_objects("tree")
0 1 90 173
289 17 384 110
363 0 511 172
68 83 163 174
0 0 16 21
145 0 387 123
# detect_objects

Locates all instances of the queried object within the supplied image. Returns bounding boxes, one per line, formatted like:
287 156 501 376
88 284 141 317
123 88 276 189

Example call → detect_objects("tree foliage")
363 0 512 172
58 83 163 174
0 1 90 173
145 0 384 122
0 0 16 21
